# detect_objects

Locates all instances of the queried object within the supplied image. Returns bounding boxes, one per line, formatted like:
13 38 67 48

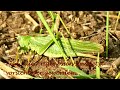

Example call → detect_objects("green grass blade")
48 11 57 33
96 52 100 79
73 74 96 79
36 11 67 61
106 11 109 59
60 65 92 79
61 33 76 66
54 13 60 36
50 22 55 32
115 72 120 79
58 14 72 39
47 11 56 21
39 28 43 34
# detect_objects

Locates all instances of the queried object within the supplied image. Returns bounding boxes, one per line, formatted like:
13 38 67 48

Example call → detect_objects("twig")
109 31 119 41
106 57 120 76
111 57 120 69
97 14 120 19
114 12 120 31
101 57 120 71
24 13 39 31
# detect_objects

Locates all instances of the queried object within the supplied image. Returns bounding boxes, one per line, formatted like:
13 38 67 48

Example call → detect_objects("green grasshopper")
17 35 104 59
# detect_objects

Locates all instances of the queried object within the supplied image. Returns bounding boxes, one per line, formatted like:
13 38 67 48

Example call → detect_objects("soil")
0 11 120 79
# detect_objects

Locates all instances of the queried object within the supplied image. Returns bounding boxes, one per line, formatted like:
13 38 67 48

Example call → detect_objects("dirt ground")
0 11 120 79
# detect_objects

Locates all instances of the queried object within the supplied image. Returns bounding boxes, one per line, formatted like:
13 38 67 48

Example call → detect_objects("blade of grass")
106 11 109 59
48 11 55 21
115 71 120 79
60 65 92 79
61 33 76 66
48 11 57 33
96 52 100 79
50 23 55 33
39 28 43 34
36 11 67 62
73 74 96 79
57 14 73 39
